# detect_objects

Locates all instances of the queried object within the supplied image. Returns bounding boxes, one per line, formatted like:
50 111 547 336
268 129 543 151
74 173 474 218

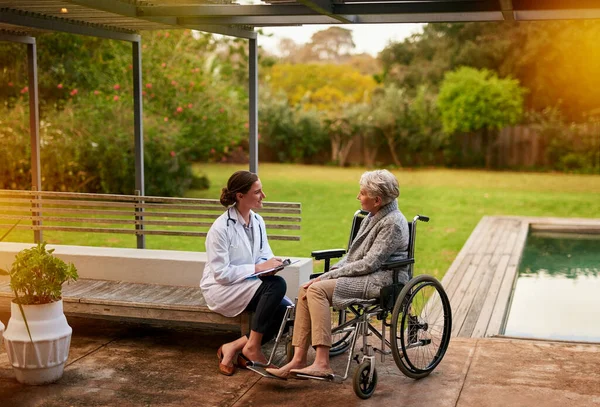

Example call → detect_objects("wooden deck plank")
451 254 492 336
442 254 473 300
484 218 508 255
442 216 534 338
440 216 490 289
484 221 529 337
458 252 507 337
472 254 511 337
493 220 514 258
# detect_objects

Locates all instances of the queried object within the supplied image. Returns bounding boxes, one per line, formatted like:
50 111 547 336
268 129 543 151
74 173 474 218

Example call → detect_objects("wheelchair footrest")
247 365 288 381
294 373 343 384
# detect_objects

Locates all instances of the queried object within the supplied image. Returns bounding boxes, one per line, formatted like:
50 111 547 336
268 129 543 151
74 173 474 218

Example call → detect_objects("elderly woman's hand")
300 276 321 299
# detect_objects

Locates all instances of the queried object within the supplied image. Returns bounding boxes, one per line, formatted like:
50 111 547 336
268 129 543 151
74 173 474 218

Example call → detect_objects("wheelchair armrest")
311 249 346 260
382 258 415 269
309 272 325 280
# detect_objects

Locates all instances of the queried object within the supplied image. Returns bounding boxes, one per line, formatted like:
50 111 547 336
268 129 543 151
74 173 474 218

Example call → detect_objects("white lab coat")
200 206 274 317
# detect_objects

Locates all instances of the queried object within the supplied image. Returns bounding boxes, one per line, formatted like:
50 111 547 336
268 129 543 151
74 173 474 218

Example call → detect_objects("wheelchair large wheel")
330 309 352 356
353 361 378 399
391 274 452 379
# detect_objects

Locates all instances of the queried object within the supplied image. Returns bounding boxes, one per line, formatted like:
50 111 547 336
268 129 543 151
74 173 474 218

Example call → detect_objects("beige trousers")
292 279 337 349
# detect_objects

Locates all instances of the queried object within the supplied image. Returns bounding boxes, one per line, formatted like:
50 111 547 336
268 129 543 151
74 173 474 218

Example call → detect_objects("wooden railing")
0 189 301 242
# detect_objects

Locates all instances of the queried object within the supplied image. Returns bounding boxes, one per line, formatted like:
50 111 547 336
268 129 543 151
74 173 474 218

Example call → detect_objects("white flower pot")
3 300 72 385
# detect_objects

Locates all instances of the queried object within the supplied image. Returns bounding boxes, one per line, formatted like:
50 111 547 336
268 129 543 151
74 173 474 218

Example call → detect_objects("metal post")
132 39 145 248
248 37 258 174
27 40 42 243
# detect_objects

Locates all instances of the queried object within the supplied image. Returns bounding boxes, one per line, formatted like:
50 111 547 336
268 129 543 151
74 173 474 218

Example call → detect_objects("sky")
258 24 424 57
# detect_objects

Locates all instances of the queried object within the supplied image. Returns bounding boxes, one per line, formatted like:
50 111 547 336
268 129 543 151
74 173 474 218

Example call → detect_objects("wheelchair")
249 212 452 399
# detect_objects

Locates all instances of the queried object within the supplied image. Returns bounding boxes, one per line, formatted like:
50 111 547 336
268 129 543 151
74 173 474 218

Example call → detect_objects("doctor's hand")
254 257 283 275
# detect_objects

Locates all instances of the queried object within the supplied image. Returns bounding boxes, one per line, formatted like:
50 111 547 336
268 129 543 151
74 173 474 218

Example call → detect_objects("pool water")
503 231 600 342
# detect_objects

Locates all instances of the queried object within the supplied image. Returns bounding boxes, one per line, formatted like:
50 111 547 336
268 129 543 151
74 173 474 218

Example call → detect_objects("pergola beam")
132 0 600 25
137 1 498 17
0 8 140 42
144 1 506 25
66 0 256 39
295 0 356 24
182 24 257 39
514 8 600 20
0 32 35 44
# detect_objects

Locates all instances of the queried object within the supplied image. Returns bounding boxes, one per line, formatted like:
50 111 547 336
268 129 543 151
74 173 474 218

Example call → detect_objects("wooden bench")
0 189 301 243
0 279 250 332
0 190 308 332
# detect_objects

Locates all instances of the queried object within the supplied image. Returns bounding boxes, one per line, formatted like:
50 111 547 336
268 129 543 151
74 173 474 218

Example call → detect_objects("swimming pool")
503 231 600 342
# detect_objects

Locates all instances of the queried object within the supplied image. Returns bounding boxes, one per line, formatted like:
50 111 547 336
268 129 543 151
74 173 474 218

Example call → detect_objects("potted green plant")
0 221 20 341
0 242 78 385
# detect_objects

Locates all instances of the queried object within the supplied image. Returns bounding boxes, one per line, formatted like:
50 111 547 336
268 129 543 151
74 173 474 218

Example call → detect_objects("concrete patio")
1 314 599 407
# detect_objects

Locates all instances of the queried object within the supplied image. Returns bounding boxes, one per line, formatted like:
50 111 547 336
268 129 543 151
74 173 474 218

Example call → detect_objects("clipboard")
240 259 300 281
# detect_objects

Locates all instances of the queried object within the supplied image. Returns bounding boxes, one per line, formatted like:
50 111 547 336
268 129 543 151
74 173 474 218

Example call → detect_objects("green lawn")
5 164 600 281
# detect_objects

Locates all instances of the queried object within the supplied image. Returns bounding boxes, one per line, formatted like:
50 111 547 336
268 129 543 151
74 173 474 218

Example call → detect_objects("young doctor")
200 170 289 376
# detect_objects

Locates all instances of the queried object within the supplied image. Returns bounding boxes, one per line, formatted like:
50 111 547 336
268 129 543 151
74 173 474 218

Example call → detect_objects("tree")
380 21 600 121
308 27 355 62
370 85 411 167
437 67 525 167
325 103 371 166
267 63 376 112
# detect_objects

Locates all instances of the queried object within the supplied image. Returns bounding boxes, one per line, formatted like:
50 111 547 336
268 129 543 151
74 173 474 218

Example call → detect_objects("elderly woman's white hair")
359 169 399 205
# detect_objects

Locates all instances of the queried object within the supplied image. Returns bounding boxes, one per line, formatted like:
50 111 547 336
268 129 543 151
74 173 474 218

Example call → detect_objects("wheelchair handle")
414 214 429 222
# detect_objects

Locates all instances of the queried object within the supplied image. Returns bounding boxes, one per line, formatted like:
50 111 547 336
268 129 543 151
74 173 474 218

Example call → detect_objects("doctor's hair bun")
220 187 236 207
220 171 259 207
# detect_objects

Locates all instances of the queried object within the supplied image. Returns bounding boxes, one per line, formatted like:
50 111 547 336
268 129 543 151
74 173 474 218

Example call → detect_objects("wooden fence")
341 123 600 169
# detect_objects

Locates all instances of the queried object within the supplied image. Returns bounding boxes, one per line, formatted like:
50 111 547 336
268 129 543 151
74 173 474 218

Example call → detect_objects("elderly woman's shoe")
289 366 334 378
265 367 290 380
217 346 236 376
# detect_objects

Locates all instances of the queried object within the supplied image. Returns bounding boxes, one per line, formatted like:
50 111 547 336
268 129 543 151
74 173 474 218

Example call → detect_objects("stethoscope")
226 207 264 250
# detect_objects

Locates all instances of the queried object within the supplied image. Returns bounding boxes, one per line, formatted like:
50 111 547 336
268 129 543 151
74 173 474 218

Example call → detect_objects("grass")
4 163 600 281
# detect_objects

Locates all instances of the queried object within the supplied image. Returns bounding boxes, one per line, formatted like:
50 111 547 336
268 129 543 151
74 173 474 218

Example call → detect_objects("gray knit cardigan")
319 200 409 309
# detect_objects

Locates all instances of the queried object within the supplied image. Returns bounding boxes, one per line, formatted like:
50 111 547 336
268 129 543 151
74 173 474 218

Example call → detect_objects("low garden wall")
0 242 312 300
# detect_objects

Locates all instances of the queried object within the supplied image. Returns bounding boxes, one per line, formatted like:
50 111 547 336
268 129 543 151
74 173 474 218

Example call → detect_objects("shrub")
0 95 198 196
529 108 600 174
259 91 328 163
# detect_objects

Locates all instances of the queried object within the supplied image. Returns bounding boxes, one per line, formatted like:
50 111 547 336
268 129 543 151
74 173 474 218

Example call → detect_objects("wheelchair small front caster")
353 361 378 399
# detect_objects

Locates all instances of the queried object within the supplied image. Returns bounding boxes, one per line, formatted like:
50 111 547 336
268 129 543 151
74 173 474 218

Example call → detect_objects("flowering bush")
0 29 263 195
0 94 197 196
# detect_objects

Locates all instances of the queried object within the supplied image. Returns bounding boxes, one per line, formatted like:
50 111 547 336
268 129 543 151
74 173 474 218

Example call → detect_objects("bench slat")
1 199 302 214
0 207 302 223
0 190 301 209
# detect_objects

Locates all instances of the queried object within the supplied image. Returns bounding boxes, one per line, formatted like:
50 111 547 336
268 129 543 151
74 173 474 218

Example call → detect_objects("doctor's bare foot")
242 344 268 364
221 342 238 367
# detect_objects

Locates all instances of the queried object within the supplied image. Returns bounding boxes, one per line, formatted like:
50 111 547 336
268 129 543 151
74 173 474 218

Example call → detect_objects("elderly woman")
267 169 409 379
201 170 289 376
